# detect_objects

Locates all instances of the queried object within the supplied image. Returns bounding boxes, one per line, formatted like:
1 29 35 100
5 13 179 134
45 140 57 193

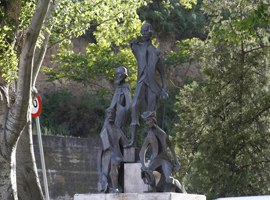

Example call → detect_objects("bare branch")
244 45 270 54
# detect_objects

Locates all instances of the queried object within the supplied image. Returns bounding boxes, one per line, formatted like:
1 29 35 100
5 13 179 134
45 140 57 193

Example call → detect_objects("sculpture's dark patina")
126 23 168 148
97 108 128 193
109 66 131 134
139 111 184 193
97 23 184 194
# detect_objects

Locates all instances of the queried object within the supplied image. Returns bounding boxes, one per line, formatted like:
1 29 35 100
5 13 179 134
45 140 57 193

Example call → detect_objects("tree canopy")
174 0 270 199
137 0 207 40
42 0 208 86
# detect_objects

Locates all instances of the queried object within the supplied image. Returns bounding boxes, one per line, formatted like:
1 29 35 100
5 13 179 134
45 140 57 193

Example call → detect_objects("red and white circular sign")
31 96 42 118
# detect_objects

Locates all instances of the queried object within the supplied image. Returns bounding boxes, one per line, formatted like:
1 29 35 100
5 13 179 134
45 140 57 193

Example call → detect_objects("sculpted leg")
146 87 158 112
110 162 121 193
97 150 110 193
126 124 136 147
126 84 145 147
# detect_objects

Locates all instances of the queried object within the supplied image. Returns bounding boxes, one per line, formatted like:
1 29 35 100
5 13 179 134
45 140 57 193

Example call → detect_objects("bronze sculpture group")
97 23 184 194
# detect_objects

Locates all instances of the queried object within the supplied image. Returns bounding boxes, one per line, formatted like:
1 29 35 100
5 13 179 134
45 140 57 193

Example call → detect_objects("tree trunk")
0 155 13 200
16 123 44 200
15 1 58 198
15 0 58 199
0 83 13 199
0 0 50 199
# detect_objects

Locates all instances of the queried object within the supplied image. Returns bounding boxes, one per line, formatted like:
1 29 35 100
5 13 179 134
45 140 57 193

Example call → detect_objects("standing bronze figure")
127 23 168 147
97 108 128 193
109 66 131 134
97 66 131 193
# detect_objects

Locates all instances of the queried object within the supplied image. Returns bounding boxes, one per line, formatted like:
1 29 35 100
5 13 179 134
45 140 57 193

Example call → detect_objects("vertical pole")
35 116 50 200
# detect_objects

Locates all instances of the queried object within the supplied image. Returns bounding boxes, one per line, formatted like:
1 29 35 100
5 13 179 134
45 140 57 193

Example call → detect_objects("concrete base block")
74 193 206 200
124 163 149 193
74 193 137 200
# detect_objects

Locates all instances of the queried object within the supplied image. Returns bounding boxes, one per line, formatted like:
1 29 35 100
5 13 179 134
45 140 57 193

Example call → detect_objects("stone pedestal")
74 193 206 200
124 163 149 193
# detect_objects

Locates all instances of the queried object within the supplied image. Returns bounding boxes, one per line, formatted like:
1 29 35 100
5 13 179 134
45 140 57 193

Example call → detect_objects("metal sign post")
31 96 50 200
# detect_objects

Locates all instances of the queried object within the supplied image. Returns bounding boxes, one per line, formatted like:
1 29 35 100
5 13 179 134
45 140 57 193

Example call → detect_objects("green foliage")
42 0 209 91
0 29 18 82
0 0 36 82
43 42 137 84
174 1 270 199
164 39 193 66
41 89 111 137
137 0 207 40
180 0 197 9
0 0 145 83
49 0 144 46
42 0 145 86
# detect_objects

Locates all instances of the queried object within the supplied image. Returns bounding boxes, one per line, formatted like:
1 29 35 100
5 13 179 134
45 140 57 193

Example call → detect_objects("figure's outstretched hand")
160 88 169 100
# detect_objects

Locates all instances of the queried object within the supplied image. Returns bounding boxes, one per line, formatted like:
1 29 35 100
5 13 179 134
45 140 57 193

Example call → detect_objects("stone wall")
33 135 101 200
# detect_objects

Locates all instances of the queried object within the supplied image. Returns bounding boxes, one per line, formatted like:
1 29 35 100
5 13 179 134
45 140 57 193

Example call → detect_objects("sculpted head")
106 108 116 123
141 111 157 128
114 66 128 85
141 23 153 41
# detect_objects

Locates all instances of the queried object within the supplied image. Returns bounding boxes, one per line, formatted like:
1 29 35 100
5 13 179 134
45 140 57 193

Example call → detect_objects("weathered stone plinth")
124 163 148 193
74 193 206 200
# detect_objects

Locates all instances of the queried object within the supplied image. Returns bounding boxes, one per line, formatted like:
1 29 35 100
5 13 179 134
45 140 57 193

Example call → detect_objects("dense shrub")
40 89 111 137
